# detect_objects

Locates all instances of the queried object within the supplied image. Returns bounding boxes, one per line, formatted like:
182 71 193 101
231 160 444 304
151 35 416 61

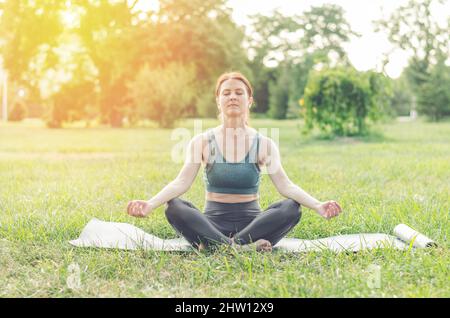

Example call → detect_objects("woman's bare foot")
255 239 272 252
230 237 272 252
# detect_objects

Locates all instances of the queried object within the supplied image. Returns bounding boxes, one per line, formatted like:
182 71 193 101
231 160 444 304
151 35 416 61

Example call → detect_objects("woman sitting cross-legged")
127 72 342 252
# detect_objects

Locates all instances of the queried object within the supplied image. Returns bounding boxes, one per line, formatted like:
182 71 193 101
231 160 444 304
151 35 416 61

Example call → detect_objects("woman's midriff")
206 192 259 203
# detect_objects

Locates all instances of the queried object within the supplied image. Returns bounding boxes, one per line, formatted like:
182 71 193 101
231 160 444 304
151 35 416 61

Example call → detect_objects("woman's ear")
248 96 254 108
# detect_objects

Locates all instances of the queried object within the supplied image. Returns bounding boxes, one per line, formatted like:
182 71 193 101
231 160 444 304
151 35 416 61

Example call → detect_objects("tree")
0 0 252 125
389 74 414 117
129 63 196 128
247 4 359 118
0 0 112 127
78 0 141 127
246 11 300 66
268 66 290 119
0 0 64 84
138 0 251 118
0 0 66 112
248 4 359 67
9 102 27 122
366 70 394 121
375 0 449 85
298 4 359 65
375 0 450 120
286 52 327 119
45 80 96 128
416 57 450 121
247 63 276 114
303 68 391 136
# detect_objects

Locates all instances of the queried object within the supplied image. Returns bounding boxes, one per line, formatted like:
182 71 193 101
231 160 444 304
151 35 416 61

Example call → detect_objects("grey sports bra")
203 129 261 195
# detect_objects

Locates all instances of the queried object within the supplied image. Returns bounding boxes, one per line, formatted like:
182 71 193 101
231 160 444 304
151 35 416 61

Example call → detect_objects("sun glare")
60 9 80 29
131 0 159 13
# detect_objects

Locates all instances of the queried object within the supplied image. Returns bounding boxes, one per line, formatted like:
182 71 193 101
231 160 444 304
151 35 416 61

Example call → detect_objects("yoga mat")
69 218 436 253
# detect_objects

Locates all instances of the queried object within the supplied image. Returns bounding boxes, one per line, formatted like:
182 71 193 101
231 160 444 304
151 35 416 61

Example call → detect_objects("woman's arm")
263 137 342 219
127 134 203 217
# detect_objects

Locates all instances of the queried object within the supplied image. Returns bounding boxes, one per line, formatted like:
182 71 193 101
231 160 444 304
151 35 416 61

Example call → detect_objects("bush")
303 67 391 136
129 63 197 128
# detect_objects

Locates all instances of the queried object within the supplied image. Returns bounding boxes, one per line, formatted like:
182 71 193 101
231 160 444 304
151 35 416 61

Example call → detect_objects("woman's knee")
280 199 302 221
165 198 184 220
165 198 199 222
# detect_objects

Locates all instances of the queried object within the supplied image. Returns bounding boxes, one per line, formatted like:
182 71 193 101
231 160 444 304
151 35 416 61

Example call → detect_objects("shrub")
303 67 391 136
129 63 197 128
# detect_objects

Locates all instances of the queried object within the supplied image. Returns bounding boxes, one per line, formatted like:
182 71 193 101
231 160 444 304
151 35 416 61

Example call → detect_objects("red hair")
215 72 253 125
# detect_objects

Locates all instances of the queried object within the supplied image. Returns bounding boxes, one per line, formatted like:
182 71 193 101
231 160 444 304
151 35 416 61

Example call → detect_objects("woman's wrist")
146 200 155 211
311 201 322 212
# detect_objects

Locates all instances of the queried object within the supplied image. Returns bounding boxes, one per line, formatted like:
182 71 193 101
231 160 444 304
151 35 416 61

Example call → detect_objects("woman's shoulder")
255 130 275 145
190 131 210 147
255 131 279 159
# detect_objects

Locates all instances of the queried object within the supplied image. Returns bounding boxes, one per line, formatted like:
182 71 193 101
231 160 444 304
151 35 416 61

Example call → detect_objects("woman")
127 72 342 251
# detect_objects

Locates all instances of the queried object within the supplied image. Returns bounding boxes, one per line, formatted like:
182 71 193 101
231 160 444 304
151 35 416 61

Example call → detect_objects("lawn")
0 118 449 297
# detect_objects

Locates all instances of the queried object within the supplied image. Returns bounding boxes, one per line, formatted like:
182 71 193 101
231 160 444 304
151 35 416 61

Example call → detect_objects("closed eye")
222 90 244 95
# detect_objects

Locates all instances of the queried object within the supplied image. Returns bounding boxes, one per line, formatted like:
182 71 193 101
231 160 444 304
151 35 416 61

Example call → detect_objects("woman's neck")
221 116 246 131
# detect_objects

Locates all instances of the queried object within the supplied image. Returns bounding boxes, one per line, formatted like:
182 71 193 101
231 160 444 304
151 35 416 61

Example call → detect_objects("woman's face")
216 79 253 119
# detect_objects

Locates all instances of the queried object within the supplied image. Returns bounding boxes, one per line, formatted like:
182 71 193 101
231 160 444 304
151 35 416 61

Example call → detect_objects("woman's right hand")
127 200 153 218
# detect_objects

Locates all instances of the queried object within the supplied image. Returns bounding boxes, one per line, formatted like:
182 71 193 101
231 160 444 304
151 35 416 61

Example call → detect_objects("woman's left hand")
314 201 342 219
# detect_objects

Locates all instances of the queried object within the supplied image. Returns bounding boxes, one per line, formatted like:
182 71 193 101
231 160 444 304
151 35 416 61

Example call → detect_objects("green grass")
0 118 449 297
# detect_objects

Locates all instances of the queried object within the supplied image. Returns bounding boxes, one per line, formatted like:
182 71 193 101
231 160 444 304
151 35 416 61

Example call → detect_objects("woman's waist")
205 195 260 214
206 191 259 204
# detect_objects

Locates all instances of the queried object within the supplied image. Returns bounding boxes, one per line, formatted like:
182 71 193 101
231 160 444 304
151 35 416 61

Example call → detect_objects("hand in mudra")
315 201 342 219
127 200 152 218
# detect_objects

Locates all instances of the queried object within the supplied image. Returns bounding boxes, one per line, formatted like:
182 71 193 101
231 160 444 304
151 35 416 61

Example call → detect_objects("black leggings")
165 198 301 248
